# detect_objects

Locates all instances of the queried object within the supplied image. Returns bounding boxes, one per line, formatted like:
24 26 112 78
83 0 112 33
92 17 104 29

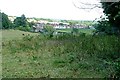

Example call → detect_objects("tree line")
1 12 34 31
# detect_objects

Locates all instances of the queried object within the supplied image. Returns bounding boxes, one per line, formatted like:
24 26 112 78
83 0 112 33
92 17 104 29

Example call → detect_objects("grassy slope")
2 30 120 78
1 30 39 41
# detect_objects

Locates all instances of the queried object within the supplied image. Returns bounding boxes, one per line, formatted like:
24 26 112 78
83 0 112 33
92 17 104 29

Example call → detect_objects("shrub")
113 59 120 79
15 26 31 32
25 26 31 31
42 25 55 38
71 28 79 35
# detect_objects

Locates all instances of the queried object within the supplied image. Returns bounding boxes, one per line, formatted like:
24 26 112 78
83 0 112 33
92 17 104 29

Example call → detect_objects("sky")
0 0 104 20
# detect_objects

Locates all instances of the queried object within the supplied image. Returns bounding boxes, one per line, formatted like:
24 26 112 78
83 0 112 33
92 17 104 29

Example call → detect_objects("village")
32 20 90 32
8 16 94 32
1 0 120 78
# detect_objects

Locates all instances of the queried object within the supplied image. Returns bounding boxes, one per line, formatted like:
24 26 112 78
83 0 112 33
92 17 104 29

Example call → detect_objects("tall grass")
2 34 120 78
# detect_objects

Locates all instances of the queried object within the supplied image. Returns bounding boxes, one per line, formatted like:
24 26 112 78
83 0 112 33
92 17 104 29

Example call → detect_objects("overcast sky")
0 0 104 20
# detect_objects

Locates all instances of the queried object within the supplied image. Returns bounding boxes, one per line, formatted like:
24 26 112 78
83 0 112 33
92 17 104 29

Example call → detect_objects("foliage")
28 21 35 27
114 60 120 79
13 14 32 31
93 2 120 77
1 12 13 29
14 14 28 28
94 19 115 35
99 2 120 34
14 17 22 28
2 32 120 78
42 25 55 38
71 28 79 35
16 26 31 32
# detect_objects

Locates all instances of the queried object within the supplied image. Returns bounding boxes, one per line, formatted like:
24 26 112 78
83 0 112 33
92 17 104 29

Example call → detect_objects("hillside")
2 30 120 78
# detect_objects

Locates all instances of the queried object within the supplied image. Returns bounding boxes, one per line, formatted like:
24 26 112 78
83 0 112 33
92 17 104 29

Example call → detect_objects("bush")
25 26 31 31
42 25 55 38
15 26 31 32
71 28 79 35
114 59 120 79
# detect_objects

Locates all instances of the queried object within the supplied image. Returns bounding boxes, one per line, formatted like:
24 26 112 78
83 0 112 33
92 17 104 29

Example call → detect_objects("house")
32 20 89 32
32 21 71 32
33 23 44 32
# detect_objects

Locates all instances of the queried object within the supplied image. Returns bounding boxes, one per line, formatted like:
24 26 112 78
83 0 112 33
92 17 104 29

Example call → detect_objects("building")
32 20 88 32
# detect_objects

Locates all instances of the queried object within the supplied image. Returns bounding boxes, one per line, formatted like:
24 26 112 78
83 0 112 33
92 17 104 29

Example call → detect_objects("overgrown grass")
2 31 120 78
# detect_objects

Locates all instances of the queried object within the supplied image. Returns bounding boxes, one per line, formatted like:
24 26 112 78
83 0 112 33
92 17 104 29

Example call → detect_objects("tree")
14 17 22 28
14 14 28 28
21 14 28 27
101 2 120 34
94 2 120 35
2 12 13 29
73 0 120 35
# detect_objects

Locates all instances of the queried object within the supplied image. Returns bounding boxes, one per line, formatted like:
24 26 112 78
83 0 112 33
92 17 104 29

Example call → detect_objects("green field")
1 30 39 41
1 29 93 41
2 30 120 78
56 28 94 35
